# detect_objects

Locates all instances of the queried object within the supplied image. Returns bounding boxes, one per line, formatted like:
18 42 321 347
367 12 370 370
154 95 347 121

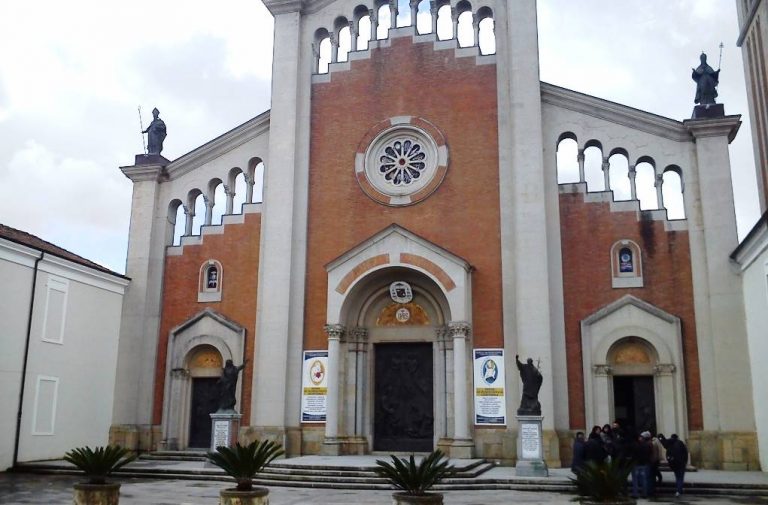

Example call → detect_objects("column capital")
448 321 471 339
329 32 338 46
409 0 420 8
682 114 741 143
203 195 213 208
654 173 664 187
170 368 190 379
350 327 368 343
369 8 378 22
577 149 585 161
223 184 234 196
653 363 676 376
593 364 613 376
628 164 637 176
601 159 610 171
182 204 194 217
324 323 346 341
348 20 357 36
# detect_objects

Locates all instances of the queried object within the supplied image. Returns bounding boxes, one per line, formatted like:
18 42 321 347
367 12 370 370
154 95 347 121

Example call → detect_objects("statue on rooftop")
692 53 720 105
142 107 167 155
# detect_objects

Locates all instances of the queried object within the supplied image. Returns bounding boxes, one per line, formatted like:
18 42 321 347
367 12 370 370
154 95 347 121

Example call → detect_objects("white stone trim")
31 375 59 436
41 276 68 345
35 255 128 295
0 238 41 267
581 295 687 438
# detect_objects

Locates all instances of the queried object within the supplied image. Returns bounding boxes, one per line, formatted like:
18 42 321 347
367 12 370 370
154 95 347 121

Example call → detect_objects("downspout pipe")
12 252 43 468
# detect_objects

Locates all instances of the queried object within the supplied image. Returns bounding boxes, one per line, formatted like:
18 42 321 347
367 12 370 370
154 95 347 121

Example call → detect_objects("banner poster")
473 348 506 425
301 350 328 423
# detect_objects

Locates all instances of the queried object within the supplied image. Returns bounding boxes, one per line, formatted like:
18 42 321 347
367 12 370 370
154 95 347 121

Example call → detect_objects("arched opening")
186 344 223 448
335 17 351 62
583 142 604 192
556 134 579 184
456 2 473 48
338 266 451 453
436 4 452 40
315 28 331 73
477 7 495 55
416 0 431 34
396 0 411 27
608 337 658 435
662 167 685 219
168 199 184 246
608 150 631 201
634 159 658 210
377 3 392 39
210 182 226 225
248 158 265 204
354 5 372 50
188 190 205 236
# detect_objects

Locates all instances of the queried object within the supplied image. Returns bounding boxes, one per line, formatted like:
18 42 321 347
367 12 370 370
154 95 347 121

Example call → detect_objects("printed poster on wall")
301 350 328 423
473 348 506 425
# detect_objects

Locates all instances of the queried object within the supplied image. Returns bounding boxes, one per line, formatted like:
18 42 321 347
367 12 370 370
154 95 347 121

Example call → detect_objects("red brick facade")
152 213 262 425
559 192 703 431
304 36 502 350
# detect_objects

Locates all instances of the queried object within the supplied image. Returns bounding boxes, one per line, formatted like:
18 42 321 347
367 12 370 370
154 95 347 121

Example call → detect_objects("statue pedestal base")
210 410 242 451
692 103 725 119
515 415 549 477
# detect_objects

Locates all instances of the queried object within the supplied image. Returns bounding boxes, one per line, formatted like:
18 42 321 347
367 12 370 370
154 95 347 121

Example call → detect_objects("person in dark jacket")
662 434 689 497
571 432 586 473
631 433 653 498
584 431 607 464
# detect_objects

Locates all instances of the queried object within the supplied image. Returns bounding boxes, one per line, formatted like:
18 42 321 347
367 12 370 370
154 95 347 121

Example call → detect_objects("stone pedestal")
691 103 725 119
210 410 242 450
515 415 549 477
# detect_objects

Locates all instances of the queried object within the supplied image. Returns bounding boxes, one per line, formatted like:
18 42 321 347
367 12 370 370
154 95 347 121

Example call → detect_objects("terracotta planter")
73 483 121 505
392 492 443 505
220 487 270 505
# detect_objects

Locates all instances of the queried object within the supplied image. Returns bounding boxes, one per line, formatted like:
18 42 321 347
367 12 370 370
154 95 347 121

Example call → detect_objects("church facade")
111 0 760 469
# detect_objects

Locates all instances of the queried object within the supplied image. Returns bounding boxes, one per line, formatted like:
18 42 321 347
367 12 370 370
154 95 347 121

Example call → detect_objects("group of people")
571 421 689 498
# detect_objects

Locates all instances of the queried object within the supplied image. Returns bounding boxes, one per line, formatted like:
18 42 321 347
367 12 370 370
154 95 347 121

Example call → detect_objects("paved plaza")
2 473 768 505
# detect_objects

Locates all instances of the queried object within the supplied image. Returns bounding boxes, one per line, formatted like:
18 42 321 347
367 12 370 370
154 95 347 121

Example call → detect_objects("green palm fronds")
570 459 632 502
207 440 284 491
63 445 136 484
374 450 454 496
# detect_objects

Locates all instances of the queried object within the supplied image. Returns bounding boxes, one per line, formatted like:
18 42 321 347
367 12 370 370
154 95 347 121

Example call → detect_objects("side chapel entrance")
188 377 219 448
613 375 657 435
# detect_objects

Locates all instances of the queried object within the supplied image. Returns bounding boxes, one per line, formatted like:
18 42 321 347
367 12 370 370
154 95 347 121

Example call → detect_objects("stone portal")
613 375 656 434
189 378 218 448
374 342 434 452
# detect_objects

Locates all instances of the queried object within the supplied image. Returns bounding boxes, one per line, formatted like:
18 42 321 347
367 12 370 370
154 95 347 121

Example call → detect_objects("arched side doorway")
161 309 245 450
323 225 474 457
581 295 688 438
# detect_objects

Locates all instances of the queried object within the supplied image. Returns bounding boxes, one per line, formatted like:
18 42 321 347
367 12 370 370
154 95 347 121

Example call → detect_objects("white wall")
0 241 38 470
740 233 768 470
0 245 128 465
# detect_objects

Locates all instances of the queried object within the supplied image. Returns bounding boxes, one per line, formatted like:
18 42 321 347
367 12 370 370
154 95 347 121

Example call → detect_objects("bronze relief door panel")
188 377 219 448
373 343 434 452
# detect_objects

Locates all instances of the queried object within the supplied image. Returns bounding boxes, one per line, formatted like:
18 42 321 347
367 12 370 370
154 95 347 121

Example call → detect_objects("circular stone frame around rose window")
355 117 449 206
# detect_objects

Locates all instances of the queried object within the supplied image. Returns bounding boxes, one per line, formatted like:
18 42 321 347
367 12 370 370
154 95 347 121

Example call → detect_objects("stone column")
592 364 613 428
223 184 234 214
183 205 194 236
472 14 479 47
654 173 664 210
451 8 459 40
409 0 419 30
448 321 473 458
329 32 339 64
435 326 453 447
654 364 678 437
322 324 345 454
163 368 189 450
349 21 358 52
577 149 586 184
203 196 213 226
602 158 611 192
389 0 398 29
628 164 637 201
311 43 320 74
429 1 438 34
244 174 255 204
369 9 378 41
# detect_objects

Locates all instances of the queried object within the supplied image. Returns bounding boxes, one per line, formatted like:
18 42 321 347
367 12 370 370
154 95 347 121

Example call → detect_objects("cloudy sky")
0 0 760 274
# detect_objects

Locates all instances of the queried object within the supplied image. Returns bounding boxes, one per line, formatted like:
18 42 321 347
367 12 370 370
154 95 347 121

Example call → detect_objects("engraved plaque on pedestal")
515 415 549 477
210 411 242 451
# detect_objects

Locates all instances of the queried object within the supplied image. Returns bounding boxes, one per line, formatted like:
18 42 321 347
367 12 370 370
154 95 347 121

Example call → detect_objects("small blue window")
618 247 634 273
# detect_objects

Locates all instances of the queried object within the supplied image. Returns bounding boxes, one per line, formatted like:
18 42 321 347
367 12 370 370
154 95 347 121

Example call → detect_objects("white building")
0 224 128 470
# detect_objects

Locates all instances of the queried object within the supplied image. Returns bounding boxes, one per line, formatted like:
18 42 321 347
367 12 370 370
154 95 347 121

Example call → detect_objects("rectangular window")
31 375 59 435
41 277 68 344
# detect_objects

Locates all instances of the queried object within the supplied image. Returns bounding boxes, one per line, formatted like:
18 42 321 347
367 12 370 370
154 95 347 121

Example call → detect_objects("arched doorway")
187 345 223 448
608 338 657 434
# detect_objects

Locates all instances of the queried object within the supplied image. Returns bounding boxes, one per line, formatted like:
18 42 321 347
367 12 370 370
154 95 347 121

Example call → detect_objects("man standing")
571 432 586 473
663 434 689 497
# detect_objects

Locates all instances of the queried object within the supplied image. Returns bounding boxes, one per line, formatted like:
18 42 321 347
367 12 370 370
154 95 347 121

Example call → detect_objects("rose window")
378 139 427 186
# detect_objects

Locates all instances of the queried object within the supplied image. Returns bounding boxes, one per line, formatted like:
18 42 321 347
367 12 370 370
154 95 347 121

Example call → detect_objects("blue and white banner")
301 351 328 423
473 348 506 425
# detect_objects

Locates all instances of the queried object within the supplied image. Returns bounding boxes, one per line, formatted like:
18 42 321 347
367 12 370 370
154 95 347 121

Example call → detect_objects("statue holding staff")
516 354 543 416
692 52 720 105
142 107 167 155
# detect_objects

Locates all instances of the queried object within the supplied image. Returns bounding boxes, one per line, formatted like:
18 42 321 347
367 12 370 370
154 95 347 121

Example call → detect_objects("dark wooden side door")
374 343 434 452
189 377 219 448
613 375 656 435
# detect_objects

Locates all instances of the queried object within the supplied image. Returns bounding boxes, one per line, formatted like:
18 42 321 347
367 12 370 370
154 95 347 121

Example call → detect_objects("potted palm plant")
64 445 136 505
207 439 284 505
374 450 454 505
570 459 636 505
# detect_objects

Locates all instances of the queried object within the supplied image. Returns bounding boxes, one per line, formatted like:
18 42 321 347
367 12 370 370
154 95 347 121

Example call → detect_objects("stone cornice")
683 115 742 143
119 164 165 182
731 210 768 270
540 82 691 142
582 294 679 326
170 307 245 336
164 110 271 180
262 0 305 15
